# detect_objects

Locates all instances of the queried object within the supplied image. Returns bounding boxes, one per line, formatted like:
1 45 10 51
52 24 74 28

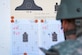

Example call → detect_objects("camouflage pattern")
48 36 82 55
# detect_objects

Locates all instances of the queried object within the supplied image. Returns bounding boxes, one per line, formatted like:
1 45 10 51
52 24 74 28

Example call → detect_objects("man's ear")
61 20 69 32
62 20 68 28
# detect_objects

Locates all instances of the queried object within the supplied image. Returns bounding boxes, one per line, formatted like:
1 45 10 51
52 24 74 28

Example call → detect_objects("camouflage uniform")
49 37 82 55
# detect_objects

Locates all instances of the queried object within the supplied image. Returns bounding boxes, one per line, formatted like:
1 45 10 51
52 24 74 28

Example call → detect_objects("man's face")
62 19 75 32
61 19 76 40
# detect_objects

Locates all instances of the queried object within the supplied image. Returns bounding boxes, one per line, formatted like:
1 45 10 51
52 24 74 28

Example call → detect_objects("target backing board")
11 0 61 19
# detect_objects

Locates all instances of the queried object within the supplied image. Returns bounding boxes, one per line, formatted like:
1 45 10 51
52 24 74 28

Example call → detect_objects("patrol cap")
56 0 82 20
